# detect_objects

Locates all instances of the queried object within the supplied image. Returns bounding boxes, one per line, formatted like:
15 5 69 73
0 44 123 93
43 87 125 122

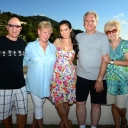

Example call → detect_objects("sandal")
121 119 127 128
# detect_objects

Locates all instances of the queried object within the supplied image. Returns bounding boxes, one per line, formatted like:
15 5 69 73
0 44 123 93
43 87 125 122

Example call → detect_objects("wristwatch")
97 78 102 82
110 60 114 64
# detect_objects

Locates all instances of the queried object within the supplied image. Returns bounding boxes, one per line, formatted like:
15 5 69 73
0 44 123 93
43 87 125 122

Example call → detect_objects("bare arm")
94 35 109 93
97 61 108 79
94 61 108 93
53 38 60 47
103 53 128 66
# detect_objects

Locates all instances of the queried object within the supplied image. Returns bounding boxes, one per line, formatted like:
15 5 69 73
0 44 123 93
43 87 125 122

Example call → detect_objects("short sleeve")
101 34 110 55
123 40 128 53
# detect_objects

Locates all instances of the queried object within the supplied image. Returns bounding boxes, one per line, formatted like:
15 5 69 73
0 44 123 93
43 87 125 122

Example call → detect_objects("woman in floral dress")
50 20 79 128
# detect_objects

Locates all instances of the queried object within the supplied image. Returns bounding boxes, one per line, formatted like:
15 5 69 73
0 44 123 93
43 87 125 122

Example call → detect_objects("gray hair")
83 11 99 22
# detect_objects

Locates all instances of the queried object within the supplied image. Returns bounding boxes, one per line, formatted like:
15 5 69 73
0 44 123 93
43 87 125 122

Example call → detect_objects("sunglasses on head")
106 29 117 35
8 24 21 28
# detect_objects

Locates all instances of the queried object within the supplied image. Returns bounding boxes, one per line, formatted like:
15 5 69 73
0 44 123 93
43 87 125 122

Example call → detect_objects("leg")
111 104 120 128
59 102 70 128
55 102 70 128
76 76 90 127
31 113 37 128
116 95 128 128
14 87 28 128
91 104 101 127
2 115 12 128
64 102 70 114
0 90 14 128
116 107 127 127
31 93 45 128
36 118 44 128
107 94 120 128
64 103 72 128
76 101 86 125
31 113 43 128
17 114 27 128
90 80 107 127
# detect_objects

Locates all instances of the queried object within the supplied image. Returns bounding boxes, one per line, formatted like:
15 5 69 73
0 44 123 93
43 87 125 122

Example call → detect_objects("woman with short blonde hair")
103 20 128 128
24 21 56 128
104 20 121 34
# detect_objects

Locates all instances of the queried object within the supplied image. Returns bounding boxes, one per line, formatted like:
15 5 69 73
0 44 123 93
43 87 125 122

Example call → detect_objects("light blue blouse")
23 39 56 98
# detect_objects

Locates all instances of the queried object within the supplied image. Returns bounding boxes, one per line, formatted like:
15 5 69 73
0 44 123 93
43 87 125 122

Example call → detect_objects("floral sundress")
50 45 76 104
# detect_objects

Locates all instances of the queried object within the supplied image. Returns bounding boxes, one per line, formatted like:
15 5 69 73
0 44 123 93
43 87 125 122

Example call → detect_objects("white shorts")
0 86 28 120
107 93 128 108
30 93 46 119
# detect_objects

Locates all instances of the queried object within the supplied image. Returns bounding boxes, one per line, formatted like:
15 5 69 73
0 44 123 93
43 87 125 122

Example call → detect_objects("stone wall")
11 94 128 125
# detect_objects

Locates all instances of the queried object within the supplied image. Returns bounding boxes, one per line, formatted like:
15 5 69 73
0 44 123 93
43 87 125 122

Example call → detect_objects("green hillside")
0 12 83 43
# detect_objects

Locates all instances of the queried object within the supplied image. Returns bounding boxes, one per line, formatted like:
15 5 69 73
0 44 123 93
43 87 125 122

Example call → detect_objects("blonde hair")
38 21 53 33
104 20 121 33
83 11 99 22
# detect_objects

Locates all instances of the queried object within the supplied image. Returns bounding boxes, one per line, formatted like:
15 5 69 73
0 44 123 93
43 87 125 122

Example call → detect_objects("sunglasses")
8 24 21 28
106 29 117 35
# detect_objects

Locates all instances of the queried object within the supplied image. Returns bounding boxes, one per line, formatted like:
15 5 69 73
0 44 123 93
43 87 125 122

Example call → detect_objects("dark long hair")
59 20 79 58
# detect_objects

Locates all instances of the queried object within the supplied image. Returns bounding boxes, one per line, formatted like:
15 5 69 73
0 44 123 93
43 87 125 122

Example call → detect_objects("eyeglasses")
106 29 117 35
8 24 21 28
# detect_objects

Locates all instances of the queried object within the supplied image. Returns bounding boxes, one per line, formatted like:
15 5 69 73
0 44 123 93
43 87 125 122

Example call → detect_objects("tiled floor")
0 123 116 128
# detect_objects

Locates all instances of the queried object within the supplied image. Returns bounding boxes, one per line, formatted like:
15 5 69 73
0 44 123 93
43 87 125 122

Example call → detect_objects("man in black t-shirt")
0 17 27 128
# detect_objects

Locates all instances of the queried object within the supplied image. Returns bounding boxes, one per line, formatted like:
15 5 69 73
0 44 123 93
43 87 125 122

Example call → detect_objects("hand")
102 54 111 63
94 80 104 93
47 97 51 101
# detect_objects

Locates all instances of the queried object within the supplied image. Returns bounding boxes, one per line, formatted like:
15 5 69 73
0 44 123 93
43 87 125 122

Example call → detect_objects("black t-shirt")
0 36 26 89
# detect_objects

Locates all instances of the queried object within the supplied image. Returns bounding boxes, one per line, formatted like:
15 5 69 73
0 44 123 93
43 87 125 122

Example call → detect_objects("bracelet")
110 60 114 64
97 78 103 82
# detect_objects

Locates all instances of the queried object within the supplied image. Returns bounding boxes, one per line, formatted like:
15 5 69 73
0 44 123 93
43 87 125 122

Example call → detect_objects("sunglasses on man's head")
106 29 117 35
8 24 21 28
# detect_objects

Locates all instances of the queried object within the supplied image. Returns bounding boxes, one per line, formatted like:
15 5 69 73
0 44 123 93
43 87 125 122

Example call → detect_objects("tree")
25 32 36 43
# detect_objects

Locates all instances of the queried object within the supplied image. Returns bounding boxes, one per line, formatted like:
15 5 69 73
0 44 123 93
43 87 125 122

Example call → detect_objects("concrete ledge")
11 94 128 125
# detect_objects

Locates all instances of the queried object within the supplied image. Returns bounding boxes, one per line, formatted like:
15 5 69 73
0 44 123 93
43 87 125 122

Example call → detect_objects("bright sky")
0 0 128 39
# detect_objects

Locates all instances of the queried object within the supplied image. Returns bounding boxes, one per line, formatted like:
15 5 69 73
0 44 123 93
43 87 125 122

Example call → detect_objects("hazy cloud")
121 20 128 24
32 13 45 16
40 14 45 16
119 13 124 16
113 16 118 18
33 12 37 15
113 13 124 18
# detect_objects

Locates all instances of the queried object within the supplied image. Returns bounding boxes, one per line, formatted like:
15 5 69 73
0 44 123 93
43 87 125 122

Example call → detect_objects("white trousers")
30 93 46 119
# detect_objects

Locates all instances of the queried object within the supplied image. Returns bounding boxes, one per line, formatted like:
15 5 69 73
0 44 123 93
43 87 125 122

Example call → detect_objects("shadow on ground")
0 123 116 128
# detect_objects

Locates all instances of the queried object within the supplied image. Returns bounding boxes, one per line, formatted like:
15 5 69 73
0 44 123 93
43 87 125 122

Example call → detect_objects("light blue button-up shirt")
23 39 56 98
